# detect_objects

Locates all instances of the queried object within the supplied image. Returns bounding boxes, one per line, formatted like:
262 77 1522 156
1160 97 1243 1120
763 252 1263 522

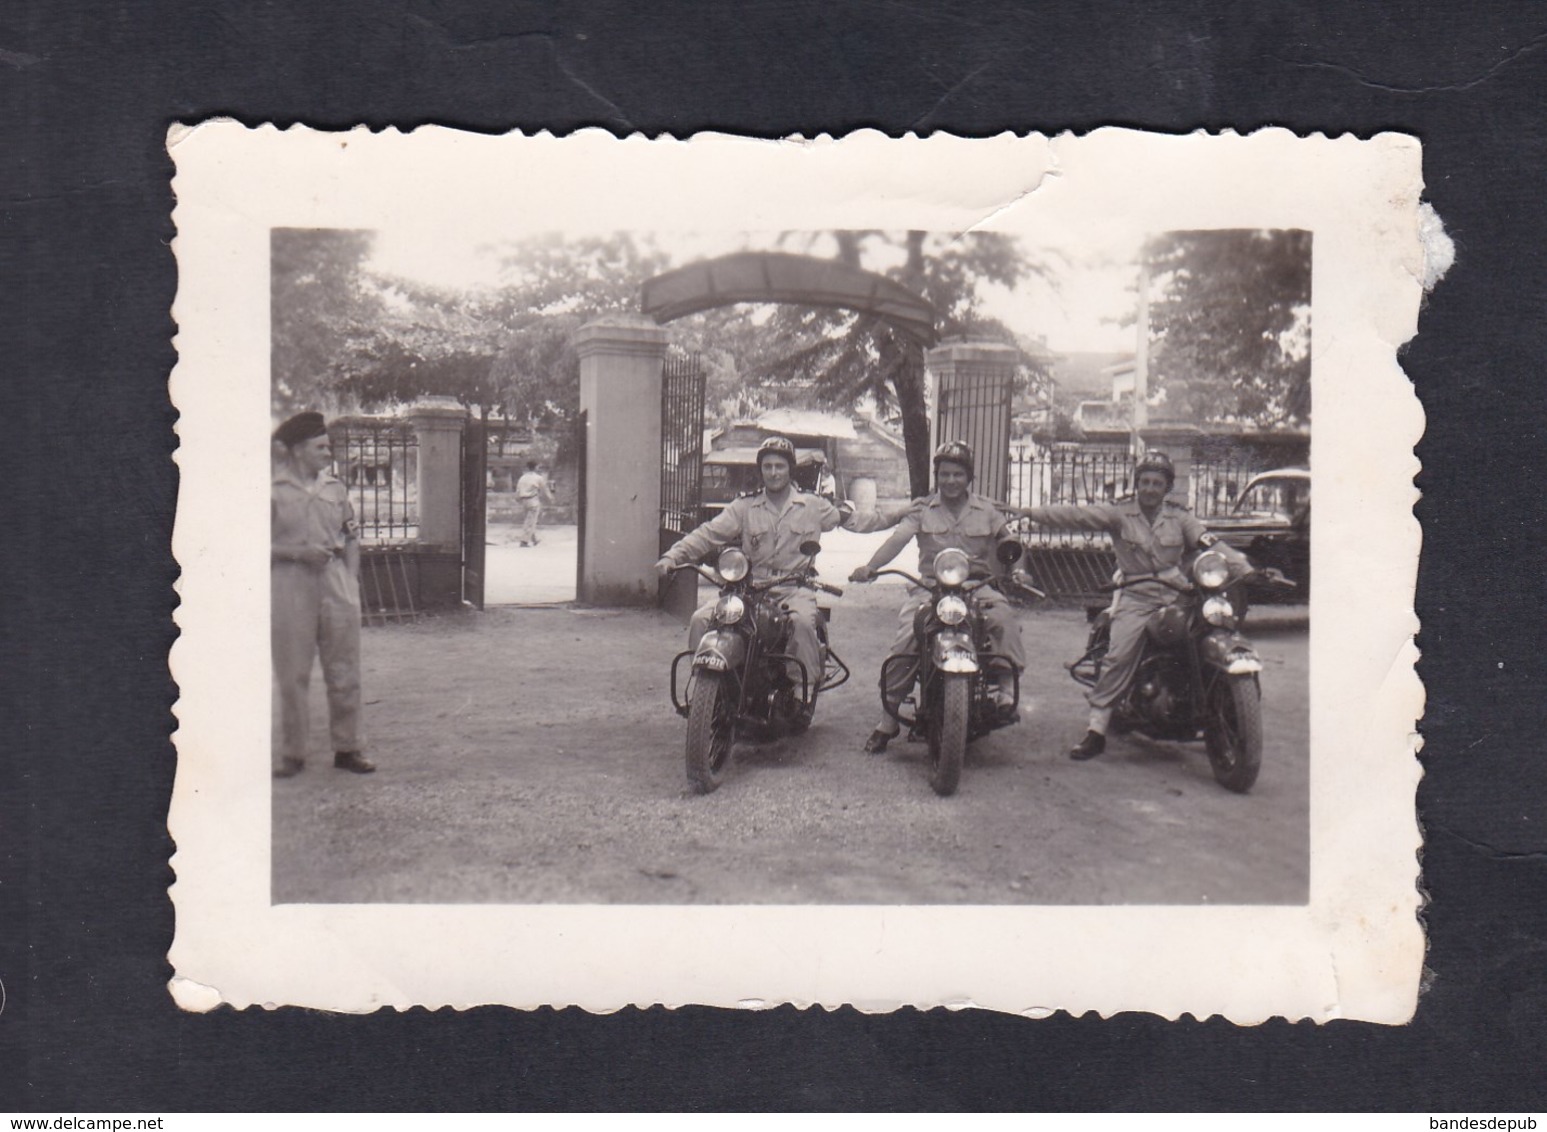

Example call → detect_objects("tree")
1143 229 1312 427
329 281 506 419
270 228 379 416
747 231 1055 495
319 233 669 428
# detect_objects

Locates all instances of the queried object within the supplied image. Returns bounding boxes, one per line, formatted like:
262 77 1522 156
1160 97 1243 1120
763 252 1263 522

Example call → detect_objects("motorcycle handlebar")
1100 574 1192 594
670 562 836 593
867 568 1032 597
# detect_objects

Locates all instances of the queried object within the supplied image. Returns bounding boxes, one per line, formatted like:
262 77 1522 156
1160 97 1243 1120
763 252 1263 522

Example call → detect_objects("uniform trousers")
520 500 543 543
689 586 822 690
272 558 362 765
1088 589 1171 710
881 586 1026 708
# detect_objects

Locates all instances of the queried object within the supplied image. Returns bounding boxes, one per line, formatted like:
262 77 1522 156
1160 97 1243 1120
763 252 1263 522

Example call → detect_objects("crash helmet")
933 439 975 480
1134 449 1176 489
755 435 797 470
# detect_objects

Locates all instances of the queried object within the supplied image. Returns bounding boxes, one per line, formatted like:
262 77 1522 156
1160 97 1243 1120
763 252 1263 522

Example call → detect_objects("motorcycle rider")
654 436 894 726
848 440 1034 754
1015 450 1252 761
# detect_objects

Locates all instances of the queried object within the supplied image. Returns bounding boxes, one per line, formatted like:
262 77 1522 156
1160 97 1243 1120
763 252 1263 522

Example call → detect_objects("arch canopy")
640 251 938 346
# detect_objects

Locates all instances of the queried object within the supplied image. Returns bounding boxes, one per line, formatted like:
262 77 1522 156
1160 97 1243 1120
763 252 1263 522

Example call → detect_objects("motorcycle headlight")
716 546 749 582
933 548 971 587
935 594 969 625
1202 594 1235 627
714 594 745 624
1192 550 1231 591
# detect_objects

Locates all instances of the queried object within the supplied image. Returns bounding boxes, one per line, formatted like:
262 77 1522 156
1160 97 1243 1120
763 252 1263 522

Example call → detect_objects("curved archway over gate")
575 252 1015 611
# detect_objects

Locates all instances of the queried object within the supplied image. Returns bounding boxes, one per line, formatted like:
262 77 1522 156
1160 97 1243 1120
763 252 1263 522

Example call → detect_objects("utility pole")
1133 254 1151 453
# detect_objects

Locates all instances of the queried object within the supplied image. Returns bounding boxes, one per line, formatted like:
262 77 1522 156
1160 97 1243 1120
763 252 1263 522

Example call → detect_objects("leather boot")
1069 731 1106 761
334 750 376 774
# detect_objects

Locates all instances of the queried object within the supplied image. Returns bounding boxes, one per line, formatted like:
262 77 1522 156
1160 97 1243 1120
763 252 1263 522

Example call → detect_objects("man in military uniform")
848 440 1033 754
271 411 373 778
654 436 893 724
1016 450 1251 761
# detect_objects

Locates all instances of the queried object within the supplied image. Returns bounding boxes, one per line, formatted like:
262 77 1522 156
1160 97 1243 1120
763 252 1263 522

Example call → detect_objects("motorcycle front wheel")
1204 673 1263 793
685 671 736 794
927 673 970 797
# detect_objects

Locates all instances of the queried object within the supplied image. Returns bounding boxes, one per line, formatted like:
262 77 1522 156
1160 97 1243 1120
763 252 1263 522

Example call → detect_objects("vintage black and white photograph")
265 222 1311 906
169 126 1422 1020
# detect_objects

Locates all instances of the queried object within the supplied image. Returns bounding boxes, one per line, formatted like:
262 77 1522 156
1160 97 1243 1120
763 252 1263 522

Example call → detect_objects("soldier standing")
271 412 373 778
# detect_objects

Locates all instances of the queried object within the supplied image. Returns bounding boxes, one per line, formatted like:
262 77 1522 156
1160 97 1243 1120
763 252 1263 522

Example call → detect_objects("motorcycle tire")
1205 673 1263 794
927 673 970 797
685 671 736 794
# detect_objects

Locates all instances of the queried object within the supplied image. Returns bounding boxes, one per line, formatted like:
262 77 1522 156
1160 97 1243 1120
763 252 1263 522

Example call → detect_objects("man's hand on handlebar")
653 558 674 579
1007 569 1046 599
848 564 876 583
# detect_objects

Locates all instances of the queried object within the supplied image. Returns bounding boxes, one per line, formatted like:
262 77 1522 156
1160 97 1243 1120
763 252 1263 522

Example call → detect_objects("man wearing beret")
271 411 373 777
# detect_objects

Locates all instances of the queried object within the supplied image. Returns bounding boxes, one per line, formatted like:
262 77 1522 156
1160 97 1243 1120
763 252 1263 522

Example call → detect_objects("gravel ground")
273 575 1310 906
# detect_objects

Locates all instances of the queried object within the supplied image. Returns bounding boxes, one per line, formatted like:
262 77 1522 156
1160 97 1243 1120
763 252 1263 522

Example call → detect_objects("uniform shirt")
272 466 357 554
515 470 552 503
1023 498 1246 593
889 492 1014 582
662 490 892 581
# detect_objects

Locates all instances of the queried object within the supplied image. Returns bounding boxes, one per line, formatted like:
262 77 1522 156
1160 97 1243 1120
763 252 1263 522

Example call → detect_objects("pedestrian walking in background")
515 459 555 547
270 411 374 778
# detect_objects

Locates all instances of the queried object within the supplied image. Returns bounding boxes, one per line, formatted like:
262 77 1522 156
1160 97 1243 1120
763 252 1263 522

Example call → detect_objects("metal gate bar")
659 350 706 620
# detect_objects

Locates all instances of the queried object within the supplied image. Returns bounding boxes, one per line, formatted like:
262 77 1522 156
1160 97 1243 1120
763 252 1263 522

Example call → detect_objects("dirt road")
273 570 1309 906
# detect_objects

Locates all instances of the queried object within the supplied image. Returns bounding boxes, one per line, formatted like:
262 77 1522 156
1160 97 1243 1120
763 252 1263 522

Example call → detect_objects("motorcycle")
869 540 1038 796
1068 548 1292 793
668 540 848 794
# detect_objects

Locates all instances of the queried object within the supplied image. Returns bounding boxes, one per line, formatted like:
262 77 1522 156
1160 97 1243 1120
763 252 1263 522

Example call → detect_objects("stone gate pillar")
926 340 1020 504
575 315 669 606
405 400 467 609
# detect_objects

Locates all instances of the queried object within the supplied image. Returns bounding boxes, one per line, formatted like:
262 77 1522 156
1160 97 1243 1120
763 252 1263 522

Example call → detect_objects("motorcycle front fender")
932 629 979 674
694 628 746 673
1198 628 1262 675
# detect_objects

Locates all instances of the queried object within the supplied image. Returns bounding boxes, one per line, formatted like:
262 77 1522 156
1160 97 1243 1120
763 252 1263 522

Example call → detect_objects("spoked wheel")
1205 673 1263 793
927 673 970 797
685 671 737 794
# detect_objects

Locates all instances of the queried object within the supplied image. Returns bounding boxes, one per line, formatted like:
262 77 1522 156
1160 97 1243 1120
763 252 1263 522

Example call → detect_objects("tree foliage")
270 228 1054 495
270 228 380 416
1144 229 1312 427
744 231 1054 495
273 232 670 424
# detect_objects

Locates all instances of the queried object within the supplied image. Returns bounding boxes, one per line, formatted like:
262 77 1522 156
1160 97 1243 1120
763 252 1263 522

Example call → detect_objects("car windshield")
1235 477 1307 521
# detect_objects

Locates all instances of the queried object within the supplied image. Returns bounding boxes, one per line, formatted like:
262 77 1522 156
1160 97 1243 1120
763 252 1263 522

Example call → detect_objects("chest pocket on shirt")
317 491 352 538
920 511 995 539
1154 525 1184 548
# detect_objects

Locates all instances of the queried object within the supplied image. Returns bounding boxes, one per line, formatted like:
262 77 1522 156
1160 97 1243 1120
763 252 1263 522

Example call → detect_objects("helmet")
756 435 797 468
933 439 975 480
1134 449 1176 488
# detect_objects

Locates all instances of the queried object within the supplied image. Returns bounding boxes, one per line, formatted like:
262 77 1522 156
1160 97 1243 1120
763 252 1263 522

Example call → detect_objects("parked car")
1206 467 1310 601
698 446 837 519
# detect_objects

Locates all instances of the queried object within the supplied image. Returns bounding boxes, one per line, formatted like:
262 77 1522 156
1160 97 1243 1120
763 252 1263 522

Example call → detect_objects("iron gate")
659 350 706 620
933 363 1013 503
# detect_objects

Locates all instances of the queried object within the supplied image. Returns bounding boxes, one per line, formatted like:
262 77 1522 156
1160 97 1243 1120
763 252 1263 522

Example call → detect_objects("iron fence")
1001 441 1295 600
1189 451 1260 518
330 419 419 542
